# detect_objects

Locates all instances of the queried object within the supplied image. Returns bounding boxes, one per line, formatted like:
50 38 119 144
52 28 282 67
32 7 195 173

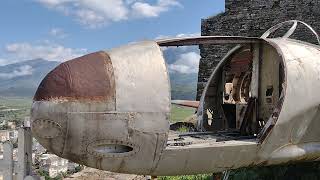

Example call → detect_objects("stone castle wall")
197 0 320 99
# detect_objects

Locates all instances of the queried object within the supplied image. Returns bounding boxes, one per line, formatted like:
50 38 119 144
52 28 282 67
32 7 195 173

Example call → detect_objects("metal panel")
106 41 170 113
258 38 320 164
153 140 258 176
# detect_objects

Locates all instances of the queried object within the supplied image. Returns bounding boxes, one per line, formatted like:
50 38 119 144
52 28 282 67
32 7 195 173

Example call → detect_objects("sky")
0 0 225 72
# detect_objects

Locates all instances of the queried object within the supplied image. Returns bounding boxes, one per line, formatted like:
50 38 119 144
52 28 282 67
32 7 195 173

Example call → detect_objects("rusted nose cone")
34 51 115 102
31 51 116 155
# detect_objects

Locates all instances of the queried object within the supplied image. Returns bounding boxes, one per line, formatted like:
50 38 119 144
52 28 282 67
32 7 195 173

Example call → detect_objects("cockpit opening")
200 42 285 140
158 37 285 143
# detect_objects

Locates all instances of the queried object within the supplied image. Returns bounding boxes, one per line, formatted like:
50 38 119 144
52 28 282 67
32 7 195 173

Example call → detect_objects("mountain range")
0 59 59 97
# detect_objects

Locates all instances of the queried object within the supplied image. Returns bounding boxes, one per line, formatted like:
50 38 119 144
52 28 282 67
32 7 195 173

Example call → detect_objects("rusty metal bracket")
261 20 320 45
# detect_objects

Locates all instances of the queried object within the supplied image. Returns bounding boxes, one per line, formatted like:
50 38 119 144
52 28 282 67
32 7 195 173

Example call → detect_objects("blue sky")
0 0 225 66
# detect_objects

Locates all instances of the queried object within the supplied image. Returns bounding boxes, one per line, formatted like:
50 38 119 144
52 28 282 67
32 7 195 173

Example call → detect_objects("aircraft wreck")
31 20 320 176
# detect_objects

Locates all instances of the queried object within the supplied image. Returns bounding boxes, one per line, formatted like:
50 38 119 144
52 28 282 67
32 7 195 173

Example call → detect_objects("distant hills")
169 72 197 100
0 59 59 97
0 48 199 100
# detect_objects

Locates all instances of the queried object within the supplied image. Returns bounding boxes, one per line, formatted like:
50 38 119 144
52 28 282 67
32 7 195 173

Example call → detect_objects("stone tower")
197 0 320 99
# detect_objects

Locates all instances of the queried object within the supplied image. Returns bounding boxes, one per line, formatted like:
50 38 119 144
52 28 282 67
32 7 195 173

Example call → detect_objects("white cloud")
176 33 201 38
36 0 181 28
36 0 72 6
49 28 67 38
0 65 34 79
4 41 87 63
168 52 200 74
0 59 10 66
156 32 200 40
132 0 181 18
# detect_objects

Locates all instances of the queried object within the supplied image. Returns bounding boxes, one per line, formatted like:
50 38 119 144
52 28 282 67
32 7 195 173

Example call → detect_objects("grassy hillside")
0 97 32 125
170 104 195 123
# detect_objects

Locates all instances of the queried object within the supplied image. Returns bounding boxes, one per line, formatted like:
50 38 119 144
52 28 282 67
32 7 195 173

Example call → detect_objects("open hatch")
158 36 285 147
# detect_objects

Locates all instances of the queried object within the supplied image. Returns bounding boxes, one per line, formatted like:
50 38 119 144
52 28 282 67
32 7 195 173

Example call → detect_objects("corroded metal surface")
228 49 253 73
34 51 115 101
